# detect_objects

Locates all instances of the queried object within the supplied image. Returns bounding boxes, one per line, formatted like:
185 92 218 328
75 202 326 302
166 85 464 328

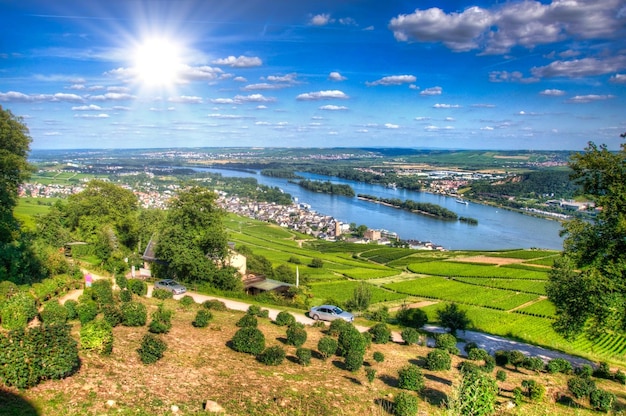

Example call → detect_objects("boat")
455 198 468 205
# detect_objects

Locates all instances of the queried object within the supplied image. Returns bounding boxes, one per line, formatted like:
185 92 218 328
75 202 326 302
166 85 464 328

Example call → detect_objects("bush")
482 355 496 373
286 325 308 347
590 389 616 412
127 279 147 296
426 349 451 371
396 307 427 329
318 336 338 360
64 299 78 320
152 288 173 300
568 376 596 399
458 361 481 375
494 350 509 366
115 274 128 290
434 333 457 353
1 292 38 330
367 306 389 323
575 364 593 378
448 370 498 416
91 279 114 306
258 345 286 366
365 367 376 383
394 391 418 416
296 348 312 366
236 314 258 328
614 369 626 385
80 319 113 355
522 356 544 372
119 289 132 302
369 323 391 344
247 304 263 316
275 311 296 326
496 369 507 381
508 350 526 369
178 295 196 309
397 365 424 392
373 351 385 363
137 333 167 364
202 299 227 311
328 318 349 336
40 301 68 325
401 328 420 345
593 362 612 379
192 309 213 328
468 348 489 361
338 324 366 357
231 327 265 355
546 358 573 374
521 379 545 401
344 349 365 372
464 341 479 354
102 304 122 327
149 305 172 334
121 301 147 326
76 299 98 325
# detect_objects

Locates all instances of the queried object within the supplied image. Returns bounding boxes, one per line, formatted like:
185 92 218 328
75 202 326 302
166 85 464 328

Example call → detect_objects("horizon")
2 0 625 151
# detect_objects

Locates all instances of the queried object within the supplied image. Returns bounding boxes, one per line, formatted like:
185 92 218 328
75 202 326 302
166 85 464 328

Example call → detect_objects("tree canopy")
547 136 626 338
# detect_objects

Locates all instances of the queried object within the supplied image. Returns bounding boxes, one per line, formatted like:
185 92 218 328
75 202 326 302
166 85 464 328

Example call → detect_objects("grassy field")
4 293 626 416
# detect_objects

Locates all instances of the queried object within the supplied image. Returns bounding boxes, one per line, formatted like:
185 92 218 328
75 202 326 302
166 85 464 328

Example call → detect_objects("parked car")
154 279 187 295
309 305 354 322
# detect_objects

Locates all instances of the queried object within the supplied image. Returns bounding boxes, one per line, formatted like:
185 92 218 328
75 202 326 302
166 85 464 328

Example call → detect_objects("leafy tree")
437 303 471 336
153 186 238 290
547 137 626 338
346 281 372 311
447 370 498 416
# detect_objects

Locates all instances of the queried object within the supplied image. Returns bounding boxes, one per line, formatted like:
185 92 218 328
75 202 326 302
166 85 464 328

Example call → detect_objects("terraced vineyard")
407 260 549 279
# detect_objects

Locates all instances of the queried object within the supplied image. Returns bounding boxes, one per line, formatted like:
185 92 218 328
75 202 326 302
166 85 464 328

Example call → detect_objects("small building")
243 274 294 295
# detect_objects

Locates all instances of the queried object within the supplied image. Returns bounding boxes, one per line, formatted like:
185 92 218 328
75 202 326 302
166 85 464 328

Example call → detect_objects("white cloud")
0 91 84 103
481 126 494 130
489 70 538 83
366 75 416 86
210 98 235 104
207 113 244 119
181 65 225 81
264 73 298 83
168 95 203 104
433 103 461 109
90 93 134 101
566 94 615 103
420 86 442 96
319 105 348 111
75 113 109 118
310 14 332 26
415 116 431 121
425 125 454 131
233 76 247 82
212 55 262 68
296 90 349 100
385 123 400 129
610 74 626 84
532 56 626 78
539 89 566 96
445 117 455 122
233 94 276 103
72 104 103 111
328 71 347 81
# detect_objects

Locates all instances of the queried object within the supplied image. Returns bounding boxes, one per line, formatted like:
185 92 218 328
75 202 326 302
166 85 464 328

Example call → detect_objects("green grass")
516 298 556 317
454 277 547 295
489 249 561 259
407 260 549 280
309 280 406 305
385 276 539 310
14 197 60 230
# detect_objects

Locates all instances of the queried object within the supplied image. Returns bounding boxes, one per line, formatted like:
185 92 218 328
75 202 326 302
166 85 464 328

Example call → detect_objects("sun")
132 36 184 87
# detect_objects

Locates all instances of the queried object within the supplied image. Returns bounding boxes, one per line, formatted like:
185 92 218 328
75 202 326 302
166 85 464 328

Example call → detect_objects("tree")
547 137 626 338
154 186 238 290
437 303 471 336
345 281 372 311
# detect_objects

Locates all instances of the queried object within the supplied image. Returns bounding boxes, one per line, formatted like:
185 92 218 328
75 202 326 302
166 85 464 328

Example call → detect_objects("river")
198 168 564 251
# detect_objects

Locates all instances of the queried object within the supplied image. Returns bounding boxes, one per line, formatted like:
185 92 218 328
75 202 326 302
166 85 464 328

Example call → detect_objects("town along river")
195 168 564 251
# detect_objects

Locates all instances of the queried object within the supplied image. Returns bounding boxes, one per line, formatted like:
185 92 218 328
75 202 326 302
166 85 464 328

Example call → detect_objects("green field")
308 280 406 305
454 276 546 295
407 260 549 280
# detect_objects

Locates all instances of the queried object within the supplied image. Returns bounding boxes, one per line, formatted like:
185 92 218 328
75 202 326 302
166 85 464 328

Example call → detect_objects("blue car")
309 305 354 322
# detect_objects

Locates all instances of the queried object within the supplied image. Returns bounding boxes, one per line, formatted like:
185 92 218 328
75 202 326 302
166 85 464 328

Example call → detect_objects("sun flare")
132 37 184 87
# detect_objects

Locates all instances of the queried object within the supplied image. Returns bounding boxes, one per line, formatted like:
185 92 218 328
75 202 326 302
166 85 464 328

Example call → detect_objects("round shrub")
296 348 312 366
317 336 338 360
575 364 593 378
149 305 172 334
401 328 420 345
369 323 391 344
179 295 196 309
522 379 545 401
451 370 498 416
458 361 481 375
508 350 526 369
192 309 212 328
247 304 262 316
121 301 147 327
119 289 132 302
202 299 227 311
1 292 38 330
236 313 258 328
76 299 98 325
396 307 428 329
115 274 128 290
91 279 114 306
426 348 451 371
546 358 571 374
152 288 173 300
258 345 286 366
275 311 296 327
483 355 496 372
464 341 479 354
568 376 596 399
394 391 418 416
328 318 349 336
102 304 122 327
80 319 113 355
64 299 78 320
231 327 265 355
468 348 489 361
435 333 458 354
398 365 424 392
137 333 167 364
373 351 385 363
522 356 544 372
494 350 510 366
614 369 626 385
496 369 507 381
344 348 365 372
40 301 69 325
593 362 612 379
286 324 308 347
338 324 366 357
590 389 616 412
127 279 147 296
0 280 18 303
365 367 377 383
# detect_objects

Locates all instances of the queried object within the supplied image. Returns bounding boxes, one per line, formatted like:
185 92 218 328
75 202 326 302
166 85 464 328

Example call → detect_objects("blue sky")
1 0 625 150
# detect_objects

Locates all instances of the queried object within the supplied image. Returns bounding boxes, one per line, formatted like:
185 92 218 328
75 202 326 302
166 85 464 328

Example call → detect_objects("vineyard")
407 260 549 280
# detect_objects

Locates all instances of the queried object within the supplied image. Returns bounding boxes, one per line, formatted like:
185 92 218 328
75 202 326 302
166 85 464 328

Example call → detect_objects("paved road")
61 278 593 367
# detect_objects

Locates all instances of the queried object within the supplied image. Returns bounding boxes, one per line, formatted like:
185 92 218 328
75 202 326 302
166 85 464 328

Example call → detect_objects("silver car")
309 305 354 322
154 279 187 295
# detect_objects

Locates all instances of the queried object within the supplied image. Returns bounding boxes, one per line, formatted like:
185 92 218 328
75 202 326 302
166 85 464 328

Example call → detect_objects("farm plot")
309 280 406 305
489 249 561 259
359 248 416 264
407 261 549 280
454 277 547 295
385 276 539 310
516 298 556 317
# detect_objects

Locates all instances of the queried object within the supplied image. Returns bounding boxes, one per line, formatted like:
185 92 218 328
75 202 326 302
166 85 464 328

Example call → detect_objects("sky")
1 0 625 151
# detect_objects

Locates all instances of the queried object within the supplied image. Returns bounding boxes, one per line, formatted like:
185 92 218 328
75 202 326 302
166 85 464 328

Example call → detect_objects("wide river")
199 168 565 251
